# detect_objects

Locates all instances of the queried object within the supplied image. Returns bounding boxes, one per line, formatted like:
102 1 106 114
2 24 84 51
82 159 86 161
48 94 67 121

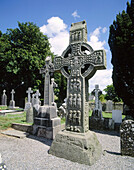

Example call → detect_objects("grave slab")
1 129 29 139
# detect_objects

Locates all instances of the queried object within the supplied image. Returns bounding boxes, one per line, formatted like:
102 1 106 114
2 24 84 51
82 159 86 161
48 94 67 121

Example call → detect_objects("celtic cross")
54 21 106 133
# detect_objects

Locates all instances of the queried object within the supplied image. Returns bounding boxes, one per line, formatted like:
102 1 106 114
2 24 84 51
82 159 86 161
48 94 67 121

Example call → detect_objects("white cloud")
102 27 107 33
88 27 106 51
40 17 69 55
89 69 113 93
72 10 80 19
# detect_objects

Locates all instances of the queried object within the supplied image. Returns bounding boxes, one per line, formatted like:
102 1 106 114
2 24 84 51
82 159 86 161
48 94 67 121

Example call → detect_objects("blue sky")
0 0 131 92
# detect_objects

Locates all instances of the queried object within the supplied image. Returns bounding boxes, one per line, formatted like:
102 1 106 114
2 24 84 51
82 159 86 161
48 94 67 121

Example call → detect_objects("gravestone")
25 87 33 123
1 90 7 106
112 110 122 123
90 85 104 130
49 20 106 165
25 87 33 111
33 90 41 117
33 56 61 140
106 100 113 112
9 89 15 108
120 120 134 157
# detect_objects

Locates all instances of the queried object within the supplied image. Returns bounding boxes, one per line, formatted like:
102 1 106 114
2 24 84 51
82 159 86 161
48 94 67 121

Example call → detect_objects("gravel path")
0 130 134 170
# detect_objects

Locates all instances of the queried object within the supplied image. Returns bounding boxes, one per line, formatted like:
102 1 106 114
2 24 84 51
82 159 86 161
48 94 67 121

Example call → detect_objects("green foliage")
108 0 134 117
104 84 122 103
54 72 67 103
0 22 53 106
99 94 106 102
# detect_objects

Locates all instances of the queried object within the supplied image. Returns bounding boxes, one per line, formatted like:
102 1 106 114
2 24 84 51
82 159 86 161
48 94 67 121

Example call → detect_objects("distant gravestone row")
1 89 16 108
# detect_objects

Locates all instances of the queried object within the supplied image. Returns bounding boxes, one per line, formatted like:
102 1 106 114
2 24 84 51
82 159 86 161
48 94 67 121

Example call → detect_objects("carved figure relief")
76 94 81 109
72 94 77 107
68 94 73 107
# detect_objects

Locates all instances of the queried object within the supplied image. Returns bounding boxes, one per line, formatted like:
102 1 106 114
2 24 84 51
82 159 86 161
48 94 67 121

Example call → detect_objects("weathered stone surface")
120 120 134 157
1 90 7 106
112 110 122 123
54 20 106 133
37 106 57 119
49 130 102 166
33 56 61 139
106 100 113 112
9 89 15 108
26 107 33 123
35 124 61 140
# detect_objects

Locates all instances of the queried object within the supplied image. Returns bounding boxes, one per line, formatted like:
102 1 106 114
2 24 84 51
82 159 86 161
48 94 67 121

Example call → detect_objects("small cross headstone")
9 89 15 108
25 87 34 123
1 90 7 106
26 87 33 103
34 90 41 105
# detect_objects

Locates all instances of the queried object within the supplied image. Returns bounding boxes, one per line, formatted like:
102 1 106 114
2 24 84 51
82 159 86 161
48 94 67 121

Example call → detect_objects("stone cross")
1 89 7 105
26 87 33 103
54 20 106 133
51 78 57 104
35 90 41 105
40 56 54 105
11 89 15 101
93 85 102 110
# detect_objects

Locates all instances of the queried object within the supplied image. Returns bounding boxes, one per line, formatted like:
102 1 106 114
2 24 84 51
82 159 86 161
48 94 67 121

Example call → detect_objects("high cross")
93 84 102 110
26 87 33 103
40 56 54 105
54 20 106 133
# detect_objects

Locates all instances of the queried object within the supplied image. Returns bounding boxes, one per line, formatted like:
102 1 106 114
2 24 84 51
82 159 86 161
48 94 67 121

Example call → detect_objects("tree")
108 0 134 118
104 84 122 103
0 22 53 106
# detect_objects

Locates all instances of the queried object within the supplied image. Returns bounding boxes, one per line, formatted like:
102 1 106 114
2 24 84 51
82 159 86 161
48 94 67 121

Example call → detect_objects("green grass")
0 106 7 110
89 110 126 119
0 112 28 130
61 117 65 124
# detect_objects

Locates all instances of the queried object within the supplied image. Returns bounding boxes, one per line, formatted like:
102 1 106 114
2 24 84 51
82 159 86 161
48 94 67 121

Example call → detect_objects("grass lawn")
0 112 32 130
89 110 126 119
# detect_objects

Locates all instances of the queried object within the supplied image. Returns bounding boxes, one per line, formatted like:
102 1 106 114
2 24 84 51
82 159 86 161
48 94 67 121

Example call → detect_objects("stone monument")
90 84 104 130
25 87 33 123
1 90 7 106
9 89 15 108
49 20 106 165
33 90 41 116
106 100 113 112
120 120 134 157
33 56 61 140
92 84 103 119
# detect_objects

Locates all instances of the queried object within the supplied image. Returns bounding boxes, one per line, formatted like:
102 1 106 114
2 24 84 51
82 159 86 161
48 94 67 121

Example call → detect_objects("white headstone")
112 110 122 123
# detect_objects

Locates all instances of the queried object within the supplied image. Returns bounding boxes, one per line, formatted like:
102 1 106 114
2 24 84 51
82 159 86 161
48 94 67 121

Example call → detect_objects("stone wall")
89 102 123 112
120 120 134 157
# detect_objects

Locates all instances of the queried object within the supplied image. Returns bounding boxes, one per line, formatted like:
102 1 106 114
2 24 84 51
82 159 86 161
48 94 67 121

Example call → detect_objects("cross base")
33 105 61 139
49 130 102 166
9 100 15 109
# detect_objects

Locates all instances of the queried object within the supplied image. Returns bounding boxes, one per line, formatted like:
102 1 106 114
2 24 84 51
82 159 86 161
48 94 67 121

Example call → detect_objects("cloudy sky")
0 0 131 92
